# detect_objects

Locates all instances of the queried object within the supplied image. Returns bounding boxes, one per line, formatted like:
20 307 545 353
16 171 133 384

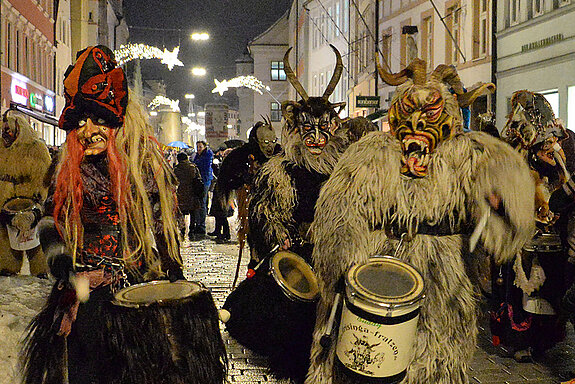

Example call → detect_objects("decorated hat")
59 45 128 131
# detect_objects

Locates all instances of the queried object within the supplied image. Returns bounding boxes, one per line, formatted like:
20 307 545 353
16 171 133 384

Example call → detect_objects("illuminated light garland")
148 95 180 112
212 76 271 96
114 44 184 70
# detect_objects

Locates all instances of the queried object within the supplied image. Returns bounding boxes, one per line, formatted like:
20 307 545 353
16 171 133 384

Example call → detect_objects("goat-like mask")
282 45 346 155
377 57 494 177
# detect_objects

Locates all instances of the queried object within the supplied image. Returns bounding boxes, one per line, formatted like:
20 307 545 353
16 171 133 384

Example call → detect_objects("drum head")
2 197 36 214
113 280 204 308
347 256 424 307
270 251 319 302
523 232 562 253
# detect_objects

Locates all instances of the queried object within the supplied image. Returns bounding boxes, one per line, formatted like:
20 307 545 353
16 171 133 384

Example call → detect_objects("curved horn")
376 57 427 86
283 47 309 102
376 54 409 86
430 64 465 94
323 44 343 99
457 83 496 108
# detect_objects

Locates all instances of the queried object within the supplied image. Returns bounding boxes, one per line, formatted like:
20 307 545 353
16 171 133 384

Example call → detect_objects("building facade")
495 0 575 130
1 0 57 144
247 10 290 139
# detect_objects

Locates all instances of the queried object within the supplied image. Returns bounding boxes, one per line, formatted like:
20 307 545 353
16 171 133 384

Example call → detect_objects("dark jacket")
174 159 204 213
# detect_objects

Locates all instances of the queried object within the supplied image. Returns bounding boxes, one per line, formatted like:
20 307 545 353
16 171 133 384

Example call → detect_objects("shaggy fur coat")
306 130 535 384
0 117 51 276
224 117 376 382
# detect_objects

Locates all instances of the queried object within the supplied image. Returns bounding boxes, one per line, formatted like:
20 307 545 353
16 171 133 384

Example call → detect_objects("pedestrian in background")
193 140 213 237
173 152 204 240
208 147 234 242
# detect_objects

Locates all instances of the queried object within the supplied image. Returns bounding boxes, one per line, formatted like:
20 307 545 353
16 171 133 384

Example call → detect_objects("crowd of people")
2 43 575 384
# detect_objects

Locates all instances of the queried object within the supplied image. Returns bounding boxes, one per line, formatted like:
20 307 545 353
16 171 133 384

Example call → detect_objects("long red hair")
53 129 128 246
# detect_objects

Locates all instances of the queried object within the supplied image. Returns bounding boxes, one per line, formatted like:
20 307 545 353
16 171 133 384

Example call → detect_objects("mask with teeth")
377 57 495 178
281 45 346 155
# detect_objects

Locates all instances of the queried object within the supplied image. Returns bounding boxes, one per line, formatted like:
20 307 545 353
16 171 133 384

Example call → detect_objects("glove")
37 217 73 280
47 247 74 280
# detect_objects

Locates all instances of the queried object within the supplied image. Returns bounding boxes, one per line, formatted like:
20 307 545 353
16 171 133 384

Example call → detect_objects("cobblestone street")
182 219 575 384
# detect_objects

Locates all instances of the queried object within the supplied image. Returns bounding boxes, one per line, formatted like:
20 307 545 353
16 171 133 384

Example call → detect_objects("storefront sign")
356 96 380 108
11 79 29 106
30 93 44 111
44 95 54 113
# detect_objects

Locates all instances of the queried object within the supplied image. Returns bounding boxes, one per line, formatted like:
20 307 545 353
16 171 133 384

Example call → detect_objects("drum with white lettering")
336 256 424 383
1 197 41 250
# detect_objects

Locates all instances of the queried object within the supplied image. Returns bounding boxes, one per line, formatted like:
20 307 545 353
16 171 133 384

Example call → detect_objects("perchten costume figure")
22 45 227 384
493 90 574 359
0 110 51 277
222 45 376 383
306 59 535 384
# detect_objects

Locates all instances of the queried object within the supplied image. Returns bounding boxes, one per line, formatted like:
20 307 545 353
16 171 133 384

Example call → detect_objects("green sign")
356 95 380 108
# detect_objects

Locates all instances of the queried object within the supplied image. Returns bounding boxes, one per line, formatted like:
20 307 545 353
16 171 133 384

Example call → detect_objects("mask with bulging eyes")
256 124 278 158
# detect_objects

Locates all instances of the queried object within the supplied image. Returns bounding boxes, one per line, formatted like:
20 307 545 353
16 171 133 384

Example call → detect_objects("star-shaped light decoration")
212 79 229 96
160 46 184 70
148 96 180 112
211 76 271 96
114 44 184 71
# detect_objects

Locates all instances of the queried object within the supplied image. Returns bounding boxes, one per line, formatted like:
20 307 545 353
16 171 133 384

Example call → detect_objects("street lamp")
191 67 207 76
191 32 209 41
185 93 195 99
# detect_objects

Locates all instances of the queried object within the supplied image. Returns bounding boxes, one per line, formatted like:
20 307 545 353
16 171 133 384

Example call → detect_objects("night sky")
124 0 292 108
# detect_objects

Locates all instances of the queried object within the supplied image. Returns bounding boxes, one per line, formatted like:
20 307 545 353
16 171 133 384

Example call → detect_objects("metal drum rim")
269 250 320 303
346 255 425 309
112 280 205 308
2 197 39 215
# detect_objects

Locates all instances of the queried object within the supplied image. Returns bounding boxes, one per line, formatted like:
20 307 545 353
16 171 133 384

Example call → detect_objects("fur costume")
305 60 535 384
223 45 377 383
22 46 227 384
0 110 51 276
492 90 574 355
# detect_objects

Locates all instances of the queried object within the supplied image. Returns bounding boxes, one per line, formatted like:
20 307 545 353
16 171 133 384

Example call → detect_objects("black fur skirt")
22 282 228 384
223 271 316 383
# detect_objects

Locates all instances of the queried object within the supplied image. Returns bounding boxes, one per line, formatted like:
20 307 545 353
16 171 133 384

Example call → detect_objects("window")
328 7 333 39
533 0 546 16
343 0 349 34
6 22 11 69
271 102 282 122
380 33 392 73
473 0 489 59
446 4 462 65
16 30 20 72
509 0 521 25
422 16 434 70
335 2 340 36
271 61 286 81
541 89 559 117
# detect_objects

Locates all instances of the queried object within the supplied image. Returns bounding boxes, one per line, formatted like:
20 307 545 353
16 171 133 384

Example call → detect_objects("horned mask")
502 90 567 178
282 45 346 155
377 57 494 177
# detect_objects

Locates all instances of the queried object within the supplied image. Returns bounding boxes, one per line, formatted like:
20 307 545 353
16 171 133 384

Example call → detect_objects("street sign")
356 95 380 108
